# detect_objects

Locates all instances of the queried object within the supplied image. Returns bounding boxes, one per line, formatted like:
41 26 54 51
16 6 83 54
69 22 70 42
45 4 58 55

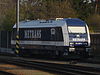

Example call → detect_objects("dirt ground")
0 64 57 75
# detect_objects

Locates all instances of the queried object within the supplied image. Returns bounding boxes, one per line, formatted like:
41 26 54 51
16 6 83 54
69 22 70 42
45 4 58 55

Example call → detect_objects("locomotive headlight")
75 43 82 44
70 43 74 46
70 43 74 45
69 48 75 52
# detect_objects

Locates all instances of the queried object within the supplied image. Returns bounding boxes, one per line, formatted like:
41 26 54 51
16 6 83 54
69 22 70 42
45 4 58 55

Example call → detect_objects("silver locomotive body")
11 18 91 58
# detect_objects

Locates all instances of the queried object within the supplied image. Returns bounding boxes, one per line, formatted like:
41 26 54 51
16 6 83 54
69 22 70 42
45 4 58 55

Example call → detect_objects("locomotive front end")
65 18 91 58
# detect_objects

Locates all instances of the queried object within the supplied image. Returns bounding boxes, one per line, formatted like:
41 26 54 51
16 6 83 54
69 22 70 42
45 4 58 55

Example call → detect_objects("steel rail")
0 57 100 75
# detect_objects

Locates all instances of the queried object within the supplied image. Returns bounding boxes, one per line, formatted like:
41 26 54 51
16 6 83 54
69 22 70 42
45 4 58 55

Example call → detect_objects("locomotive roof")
13 20 66 28
13 18 87 28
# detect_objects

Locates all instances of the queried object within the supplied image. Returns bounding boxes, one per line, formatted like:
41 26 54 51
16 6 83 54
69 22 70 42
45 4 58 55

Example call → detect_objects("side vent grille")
40 20 52 23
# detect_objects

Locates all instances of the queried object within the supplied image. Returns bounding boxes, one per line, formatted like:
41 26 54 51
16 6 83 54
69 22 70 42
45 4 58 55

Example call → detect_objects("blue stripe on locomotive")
63 18 86 26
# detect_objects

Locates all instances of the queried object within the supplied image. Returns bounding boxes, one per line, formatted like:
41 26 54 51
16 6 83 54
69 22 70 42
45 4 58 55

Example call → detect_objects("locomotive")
11 18 91 58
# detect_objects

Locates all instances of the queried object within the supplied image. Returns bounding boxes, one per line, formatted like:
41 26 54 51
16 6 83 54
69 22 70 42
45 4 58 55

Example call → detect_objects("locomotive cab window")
68 26 86 34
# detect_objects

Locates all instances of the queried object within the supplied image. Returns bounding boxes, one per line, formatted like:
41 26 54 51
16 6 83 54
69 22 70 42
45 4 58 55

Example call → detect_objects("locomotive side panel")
11 27 64 50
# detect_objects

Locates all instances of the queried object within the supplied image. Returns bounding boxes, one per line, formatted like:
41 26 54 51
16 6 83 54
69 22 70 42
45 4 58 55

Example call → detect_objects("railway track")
0 71 14 75
0 56 100 75
28 56 100 65
78 58 100 64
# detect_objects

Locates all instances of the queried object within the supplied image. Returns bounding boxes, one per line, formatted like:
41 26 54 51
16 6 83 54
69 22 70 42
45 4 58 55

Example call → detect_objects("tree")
87 14 100 33
19 0 77 20
1 9 16 31
0 0 16 31
72 0 95 20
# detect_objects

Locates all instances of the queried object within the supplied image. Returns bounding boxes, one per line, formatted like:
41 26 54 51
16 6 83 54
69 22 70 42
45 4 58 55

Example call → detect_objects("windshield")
68 26 86 33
